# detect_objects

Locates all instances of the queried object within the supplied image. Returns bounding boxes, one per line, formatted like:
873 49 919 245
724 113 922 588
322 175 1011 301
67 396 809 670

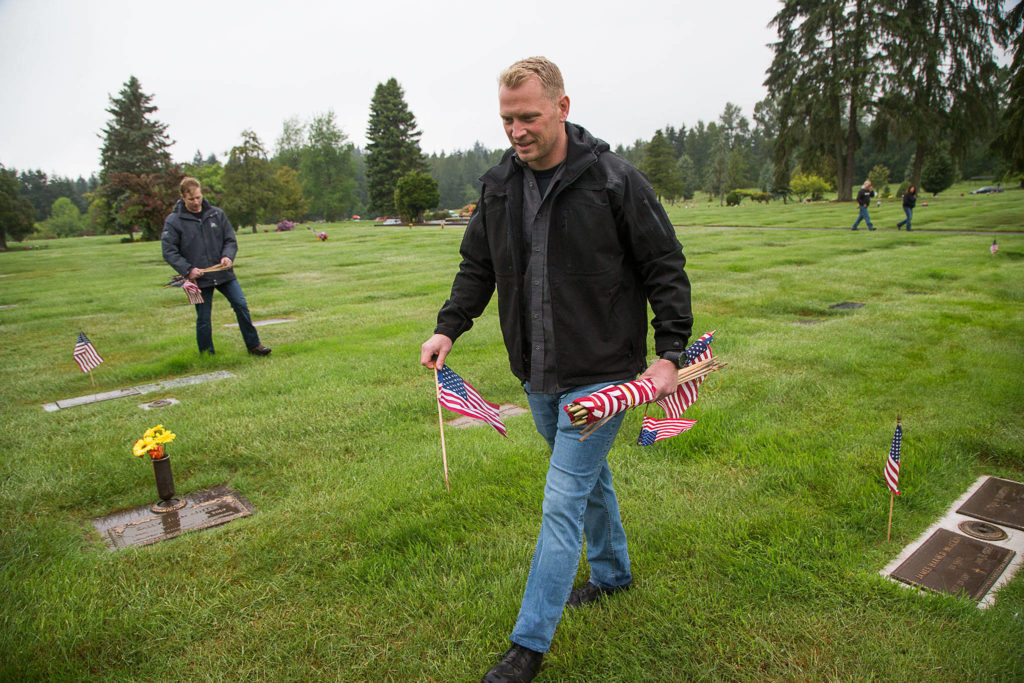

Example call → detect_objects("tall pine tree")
97 76 175 239
365 78 426 216
222 129 274 232
874 0 1002 187
765 0 879 201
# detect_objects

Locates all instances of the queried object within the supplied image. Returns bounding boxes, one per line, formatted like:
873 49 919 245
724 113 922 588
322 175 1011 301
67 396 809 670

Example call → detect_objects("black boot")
482 643 543 683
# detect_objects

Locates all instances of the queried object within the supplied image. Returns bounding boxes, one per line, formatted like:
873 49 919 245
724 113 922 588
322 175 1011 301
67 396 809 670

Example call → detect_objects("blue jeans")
194 279 260 353
510 381 633 653
898 206 913 230
852 206 873 229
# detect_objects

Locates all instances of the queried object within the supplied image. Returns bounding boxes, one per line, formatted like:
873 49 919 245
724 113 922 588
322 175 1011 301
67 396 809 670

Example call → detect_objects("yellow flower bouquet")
132 424 175 460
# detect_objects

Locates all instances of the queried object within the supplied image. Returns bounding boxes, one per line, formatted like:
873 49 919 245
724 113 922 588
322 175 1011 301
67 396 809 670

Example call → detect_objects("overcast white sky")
0 0 779 180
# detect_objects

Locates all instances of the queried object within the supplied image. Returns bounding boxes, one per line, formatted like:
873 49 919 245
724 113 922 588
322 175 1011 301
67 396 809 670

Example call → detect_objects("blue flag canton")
638 428 658 446
889 425 902 464
684 336 712 365
438 366 469 400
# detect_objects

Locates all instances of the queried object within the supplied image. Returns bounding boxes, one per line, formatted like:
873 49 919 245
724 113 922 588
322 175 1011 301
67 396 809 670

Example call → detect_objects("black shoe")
897 223 902 229
482 644 542 683
851 227 858 231
248 345 272 356
566 580 632 607
868 226 876 231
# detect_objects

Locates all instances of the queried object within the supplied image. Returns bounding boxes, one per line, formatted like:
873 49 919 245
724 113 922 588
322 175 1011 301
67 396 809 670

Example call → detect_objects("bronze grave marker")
889 527 1014 601
92 484 254 549
956 476 1024 531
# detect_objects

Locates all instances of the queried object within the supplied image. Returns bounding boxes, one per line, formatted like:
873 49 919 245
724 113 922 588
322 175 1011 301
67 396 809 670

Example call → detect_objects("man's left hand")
220 257 233 268
640 359 679 402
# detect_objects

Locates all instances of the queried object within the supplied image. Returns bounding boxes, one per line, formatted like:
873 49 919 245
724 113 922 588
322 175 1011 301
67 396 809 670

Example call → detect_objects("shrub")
725 190 742 206
276 220 295 232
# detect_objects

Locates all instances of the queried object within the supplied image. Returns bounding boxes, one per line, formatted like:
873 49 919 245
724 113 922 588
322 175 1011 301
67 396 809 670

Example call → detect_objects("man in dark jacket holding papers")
162 177 270 356
420 57 692 682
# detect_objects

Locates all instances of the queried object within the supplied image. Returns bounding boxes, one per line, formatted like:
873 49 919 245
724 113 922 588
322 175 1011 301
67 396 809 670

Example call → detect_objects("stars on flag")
73 331 103 373
436 365 507 437
637 416 696 445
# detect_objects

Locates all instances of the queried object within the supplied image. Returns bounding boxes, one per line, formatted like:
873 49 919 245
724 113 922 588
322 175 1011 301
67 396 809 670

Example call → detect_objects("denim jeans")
898 206 913 230
852 206 873 229
510 381 633 653
194 279 260 353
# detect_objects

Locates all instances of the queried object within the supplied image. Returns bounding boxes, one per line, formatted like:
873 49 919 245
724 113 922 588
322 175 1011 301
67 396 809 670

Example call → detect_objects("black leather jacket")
435 123 693 387
161 198 238 288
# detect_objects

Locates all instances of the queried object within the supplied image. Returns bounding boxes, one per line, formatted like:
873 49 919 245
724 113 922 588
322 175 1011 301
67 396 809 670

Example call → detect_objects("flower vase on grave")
151 449 180 511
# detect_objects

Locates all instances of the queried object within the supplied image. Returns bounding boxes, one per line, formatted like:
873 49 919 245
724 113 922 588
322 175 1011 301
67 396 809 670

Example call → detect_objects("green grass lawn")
665 181 1024 232
1 216 1022 680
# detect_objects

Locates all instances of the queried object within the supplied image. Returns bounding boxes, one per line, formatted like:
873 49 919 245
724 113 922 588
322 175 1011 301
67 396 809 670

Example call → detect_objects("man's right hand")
420 333 453 370
187 267 202 281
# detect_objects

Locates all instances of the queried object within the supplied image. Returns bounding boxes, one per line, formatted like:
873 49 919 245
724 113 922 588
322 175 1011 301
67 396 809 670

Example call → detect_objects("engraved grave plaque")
829 301 864 310
92 485 255 549
889 528 1014 601
956 477 1024 531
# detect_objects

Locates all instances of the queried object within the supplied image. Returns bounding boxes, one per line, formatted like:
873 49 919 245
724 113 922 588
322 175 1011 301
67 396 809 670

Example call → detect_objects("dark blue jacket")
434 123 693 387
161 198 238 288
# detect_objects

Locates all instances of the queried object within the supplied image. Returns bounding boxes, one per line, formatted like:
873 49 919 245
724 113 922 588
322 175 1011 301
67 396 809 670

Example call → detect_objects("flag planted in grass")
885 422 903 495
436 365 507 437
73 331 103 373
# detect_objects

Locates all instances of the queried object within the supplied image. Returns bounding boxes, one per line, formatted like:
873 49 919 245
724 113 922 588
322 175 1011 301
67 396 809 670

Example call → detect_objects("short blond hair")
179 176 201 196
499 56 565 102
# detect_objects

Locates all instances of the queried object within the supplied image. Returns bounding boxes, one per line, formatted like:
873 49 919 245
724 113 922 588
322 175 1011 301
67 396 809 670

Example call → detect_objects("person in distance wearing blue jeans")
162 177 271 357
851 179 876 230
420 57 693 683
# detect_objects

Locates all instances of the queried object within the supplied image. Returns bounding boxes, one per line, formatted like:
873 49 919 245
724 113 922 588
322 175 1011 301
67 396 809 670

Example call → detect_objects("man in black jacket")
851 180 876 230
162 177 270 356
420 57 692 683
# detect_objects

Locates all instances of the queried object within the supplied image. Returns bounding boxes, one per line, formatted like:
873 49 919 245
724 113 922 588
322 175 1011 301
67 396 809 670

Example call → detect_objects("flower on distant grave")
132 424 175 459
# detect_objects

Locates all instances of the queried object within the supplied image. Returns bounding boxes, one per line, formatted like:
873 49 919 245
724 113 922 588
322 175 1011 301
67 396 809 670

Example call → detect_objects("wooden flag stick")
88 369 95 388
887 492 895 541
433 367 450 492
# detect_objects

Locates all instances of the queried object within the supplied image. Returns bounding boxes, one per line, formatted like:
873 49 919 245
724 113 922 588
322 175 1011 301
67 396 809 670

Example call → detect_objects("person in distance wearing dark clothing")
851 180 876 231
897 184 916 231
162 177 271 357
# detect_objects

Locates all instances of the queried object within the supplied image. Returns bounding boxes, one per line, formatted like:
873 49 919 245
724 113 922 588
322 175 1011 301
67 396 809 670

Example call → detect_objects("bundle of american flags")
564 332 725 444
163 263 231 304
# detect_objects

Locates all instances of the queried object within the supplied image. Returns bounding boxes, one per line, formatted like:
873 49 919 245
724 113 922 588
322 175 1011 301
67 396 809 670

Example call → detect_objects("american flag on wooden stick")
637 416 696 445
885 422 902 495
658 331 714 419
181 280 204 304
73 331 103 373
436 365 507 437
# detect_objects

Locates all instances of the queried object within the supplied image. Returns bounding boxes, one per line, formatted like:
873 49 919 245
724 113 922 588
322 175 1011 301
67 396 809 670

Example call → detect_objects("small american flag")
73 331 103 373
885 423 902 495
637 416 696 445
658 332 714 419
991 239 998 255
182 280 204 304
437 365 507 437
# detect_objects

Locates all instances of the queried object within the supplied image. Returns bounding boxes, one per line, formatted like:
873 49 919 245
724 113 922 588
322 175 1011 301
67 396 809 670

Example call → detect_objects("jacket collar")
173 197 212 218
481 122 608 189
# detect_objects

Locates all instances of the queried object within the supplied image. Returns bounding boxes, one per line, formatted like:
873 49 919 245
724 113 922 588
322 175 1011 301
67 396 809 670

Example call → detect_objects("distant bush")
790 172 830 201
750 192 771 204
725 190 742 206
424 210 450 221
276 220 295 232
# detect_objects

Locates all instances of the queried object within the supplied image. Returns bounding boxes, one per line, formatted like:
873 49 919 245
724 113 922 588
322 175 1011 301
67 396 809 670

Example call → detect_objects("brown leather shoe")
247 345 272 356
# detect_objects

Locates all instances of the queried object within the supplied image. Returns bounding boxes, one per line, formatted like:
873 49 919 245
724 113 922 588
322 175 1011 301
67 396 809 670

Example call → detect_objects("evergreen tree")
300 111 358 220
875 0 1002 187
97 76 175 239
264 166 309 223
274 116 306 171
920 146 956 194
993 0 1024 183
222 130 274 232
640 130 684 202
0 165 36 249
394 170 440 223
765 0 879 201
365 78 426 216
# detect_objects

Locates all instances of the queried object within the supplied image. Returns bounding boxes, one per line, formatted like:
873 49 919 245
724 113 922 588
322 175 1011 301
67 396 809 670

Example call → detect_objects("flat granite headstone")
957 477 1024 531
449 403 529 428
224 317 296 328
889 528 1014 601
829 302 865 310
0 304 18 310
92 484 254 549
44 371 235 411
